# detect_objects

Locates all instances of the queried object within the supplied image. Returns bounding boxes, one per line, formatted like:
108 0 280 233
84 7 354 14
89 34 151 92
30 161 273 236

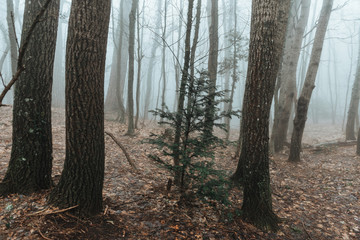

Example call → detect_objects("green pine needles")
149 71 238 205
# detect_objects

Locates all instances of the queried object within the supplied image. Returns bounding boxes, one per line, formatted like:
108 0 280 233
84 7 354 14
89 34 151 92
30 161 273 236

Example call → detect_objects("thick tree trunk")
0 0 59 195
271 0 310 153
289 0 334 162
232 0 290 231
203 0 219 141
48 0 111 216
345 38 360 140
126 0 139 136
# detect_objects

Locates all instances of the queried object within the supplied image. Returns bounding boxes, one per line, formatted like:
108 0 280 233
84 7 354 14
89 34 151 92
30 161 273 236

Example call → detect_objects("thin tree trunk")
345 27 360 140
135 1 144 129
126 0 139 135
6 0 18 76
271 0 310 153
173 0 194 185
203 0 219 141
143 0 162 120
160 0 168 122
289 0 334 162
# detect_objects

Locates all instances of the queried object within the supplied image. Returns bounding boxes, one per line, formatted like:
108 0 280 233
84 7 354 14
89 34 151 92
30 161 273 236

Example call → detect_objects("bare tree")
345 29 360 140
126 0 139 135
271 0 310 153
289 0 334 162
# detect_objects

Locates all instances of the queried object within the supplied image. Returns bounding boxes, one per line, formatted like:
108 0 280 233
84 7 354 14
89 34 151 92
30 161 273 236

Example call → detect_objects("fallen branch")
105 131 138 170
0 0 52 106
303 140 357 152
28 205 79 216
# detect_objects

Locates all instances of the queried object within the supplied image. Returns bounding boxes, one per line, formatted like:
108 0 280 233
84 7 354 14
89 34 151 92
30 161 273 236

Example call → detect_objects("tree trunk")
135 1 144 129
232 0 290 231
203 0 219 141
160 0 168 122
6 0 18 76
173 0 194 185
345 32 360 140
143 0 162 120
0 0 59 195
288 0 334 162
126 0 139 136
105 0 130 122
271 0 310 153
48 0 111 216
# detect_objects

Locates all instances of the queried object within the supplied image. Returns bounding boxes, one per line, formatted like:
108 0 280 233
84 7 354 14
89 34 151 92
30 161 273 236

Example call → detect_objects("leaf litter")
0 106 359 239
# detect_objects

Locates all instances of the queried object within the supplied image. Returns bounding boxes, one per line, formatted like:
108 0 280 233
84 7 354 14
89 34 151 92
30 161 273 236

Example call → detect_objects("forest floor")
0 106 359 240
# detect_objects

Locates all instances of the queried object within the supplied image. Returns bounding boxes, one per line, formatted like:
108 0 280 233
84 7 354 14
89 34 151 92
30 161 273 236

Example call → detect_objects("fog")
0 0 359 129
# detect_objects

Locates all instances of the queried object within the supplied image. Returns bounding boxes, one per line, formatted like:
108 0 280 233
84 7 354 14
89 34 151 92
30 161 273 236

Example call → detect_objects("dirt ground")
0 106 359 239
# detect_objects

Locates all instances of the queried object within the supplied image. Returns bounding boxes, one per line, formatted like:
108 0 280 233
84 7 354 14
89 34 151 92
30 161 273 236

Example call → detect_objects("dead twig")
302 221 313 240
105 131 138 170
29 205 79 216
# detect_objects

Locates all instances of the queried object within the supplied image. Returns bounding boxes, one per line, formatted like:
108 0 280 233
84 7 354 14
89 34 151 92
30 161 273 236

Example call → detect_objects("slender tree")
0 0 59 195
231 0 290 230
173 0 194 185
48 0 111 216
126 0 139 135
271 0 310 153
6 0 17 76
345 31 360 140
105 0 130 122
203 0 219 141
289 0 334 162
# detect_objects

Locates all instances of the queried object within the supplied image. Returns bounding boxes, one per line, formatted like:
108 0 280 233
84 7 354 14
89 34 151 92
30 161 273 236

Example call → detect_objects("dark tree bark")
231 0 290 231
48 0 111 216
203 0 219 141
288 0 334 162
0 0 59 195
345 40 360 140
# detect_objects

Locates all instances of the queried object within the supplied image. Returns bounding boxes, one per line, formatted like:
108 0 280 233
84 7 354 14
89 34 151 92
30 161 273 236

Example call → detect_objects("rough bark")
48 0 111 216
0 0 59 195
231 0 290 231
271 0 310 152
345 39 360 140
126 0 139 136
288 0 334 162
